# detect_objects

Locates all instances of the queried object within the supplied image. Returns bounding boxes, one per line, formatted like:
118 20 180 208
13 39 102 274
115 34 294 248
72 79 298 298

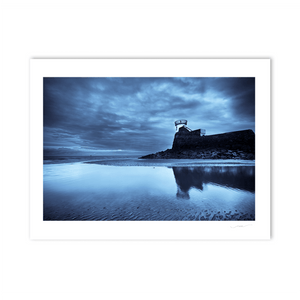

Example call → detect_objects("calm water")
43 156 255 221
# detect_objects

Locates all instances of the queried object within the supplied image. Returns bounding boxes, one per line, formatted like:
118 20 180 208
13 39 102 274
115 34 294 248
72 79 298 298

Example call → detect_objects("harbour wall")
172 128 255 153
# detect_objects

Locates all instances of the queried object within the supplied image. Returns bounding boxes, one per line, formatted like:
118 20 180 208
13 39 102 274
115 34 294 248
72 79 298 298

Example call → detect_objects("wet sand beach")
43 157 255 221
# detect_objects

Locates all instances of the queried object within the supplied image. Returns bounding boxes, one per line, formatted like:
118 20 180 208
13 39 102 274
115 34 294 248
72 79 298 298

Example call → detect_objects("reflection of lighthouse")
172 167 204 200
174 119 206 136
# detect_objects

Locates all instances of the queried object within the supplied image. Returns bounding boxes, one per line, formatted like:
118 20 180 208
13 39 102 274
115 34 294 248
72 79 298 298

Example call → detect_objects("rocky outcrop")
139 128 255 160
139 148 255 160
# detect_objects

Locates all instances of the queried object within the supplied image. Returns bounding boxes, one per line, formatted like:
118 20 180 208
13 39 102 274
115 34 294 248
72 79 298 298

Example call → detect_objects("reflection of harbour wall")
172 166 255 199
172 128 255 154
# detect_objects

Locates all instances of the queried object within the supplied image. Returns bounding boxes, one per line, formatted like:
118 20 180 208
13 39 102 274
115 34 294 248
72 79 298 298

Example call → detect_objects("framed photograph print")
30 59 270 240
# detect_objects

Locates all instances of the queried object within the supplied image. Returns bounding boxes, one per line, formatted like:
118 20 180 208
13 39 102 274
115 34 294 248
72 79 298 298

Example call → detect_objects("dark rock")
139 129 255 160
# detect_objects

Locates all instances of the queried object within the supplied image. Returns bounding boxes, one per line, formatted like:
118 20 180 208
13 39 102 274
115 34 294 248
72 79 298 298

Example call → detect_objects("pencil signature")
230 224 253 228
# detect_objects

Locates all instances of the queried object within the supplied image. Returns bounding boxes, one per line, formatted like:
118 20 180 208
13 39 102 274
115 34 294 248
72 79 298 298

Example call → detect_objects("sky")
44 77 255 156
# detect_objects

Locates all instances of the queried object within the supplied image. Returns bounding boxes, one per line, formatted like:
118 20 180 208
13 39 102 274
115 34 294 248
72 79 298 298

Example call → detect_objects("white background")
1 1 299 299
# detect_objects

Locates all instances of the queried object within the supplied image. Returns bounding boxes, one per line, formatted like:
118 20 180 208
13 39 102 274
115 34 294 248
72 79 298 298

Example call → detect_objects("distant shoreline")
43 155 255 166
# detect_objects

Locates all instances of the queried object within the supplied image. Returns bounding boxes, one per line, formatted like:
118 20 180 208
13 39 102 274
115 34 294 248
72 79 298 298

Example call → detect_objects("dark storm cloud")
44 77 255 154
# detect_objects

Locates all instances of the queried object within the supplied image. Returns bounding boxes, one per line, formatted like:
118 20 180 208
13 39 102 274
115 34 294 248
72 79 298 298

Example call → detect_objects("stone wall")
139 128 255 160
172 127 255 153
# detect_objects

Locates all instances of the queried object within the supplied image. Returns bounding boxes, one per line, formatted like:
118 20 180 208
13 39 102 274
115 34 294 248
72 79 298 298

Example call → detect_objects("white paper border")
30 59 270 240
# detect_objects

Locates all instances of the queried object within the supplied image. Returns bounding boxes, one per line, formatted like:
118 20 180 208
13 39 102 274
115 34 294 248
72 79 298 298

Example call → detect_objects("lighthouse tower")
175 120 189 132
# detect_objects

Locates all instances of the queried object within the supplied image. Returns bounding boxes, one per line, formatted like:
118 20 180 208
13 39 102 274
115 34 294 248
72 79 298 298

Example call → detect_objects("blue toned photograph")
43 77 255 221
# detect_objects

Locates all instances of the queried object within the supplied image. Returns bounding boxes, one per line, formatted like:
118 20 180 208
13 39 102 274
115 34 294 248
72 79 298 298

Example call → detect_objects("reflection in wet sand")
172 166 255 199
44 162 255 221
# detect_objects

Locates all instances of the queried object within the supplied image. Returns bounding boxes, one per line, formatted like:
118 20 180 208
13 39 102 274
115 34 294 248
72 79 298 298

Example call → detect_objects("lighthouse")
174 119 206 136
175 119 189 132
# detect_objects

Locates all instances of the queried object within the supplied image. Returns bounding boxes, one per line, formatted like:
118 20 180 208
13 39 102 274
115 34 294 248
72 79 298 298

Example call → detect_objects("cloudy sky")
44 77 255 156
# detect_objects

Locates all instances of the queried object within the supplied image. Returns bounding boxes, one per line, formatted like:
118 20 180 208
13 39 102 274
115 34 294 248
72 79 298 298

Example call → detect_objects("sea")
43 155 255 221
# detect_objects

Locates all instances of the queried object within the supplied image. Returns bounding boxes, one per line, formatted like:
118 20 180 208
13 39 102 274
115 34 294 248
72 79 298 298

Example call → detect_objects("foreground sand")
44 162 255 221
